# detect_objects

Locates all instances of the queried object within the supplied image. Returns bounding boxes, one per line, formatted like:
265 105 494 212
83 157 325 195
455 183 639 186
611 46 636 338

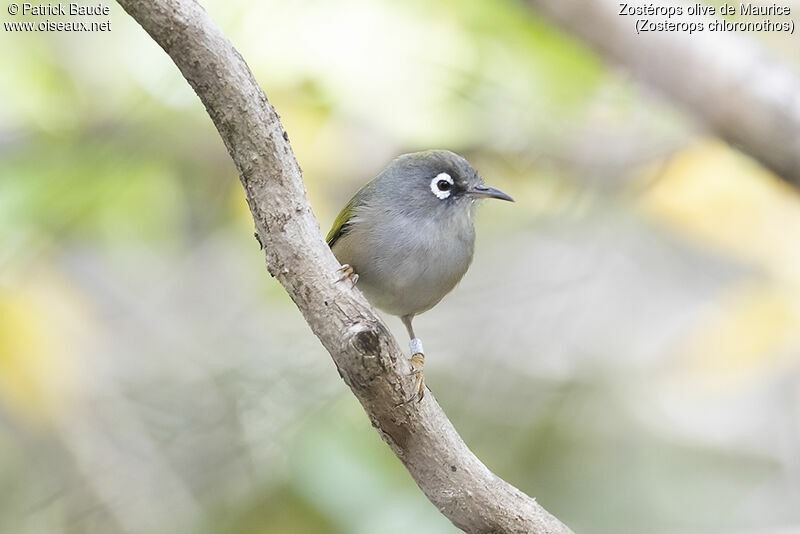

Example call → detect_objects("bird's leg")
335 263 359 287
402 315 425 402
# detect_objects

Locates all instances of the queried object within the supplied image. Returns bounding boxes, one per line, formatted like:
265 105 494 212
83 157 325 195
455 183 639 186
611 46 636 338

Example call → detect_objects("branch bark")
115 1 573 532
525 0 800 189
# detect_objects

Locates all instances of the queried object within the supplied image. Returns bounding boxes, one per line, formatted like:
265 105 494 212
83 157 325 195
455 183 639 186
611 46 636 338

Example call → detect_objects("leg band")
409 338 424 355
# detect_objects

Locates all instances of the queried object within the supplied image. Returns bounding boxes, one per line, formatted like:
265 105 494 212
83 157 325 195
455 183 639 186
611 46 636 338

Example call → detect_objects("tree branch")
115 1 573 532
525 0 800 189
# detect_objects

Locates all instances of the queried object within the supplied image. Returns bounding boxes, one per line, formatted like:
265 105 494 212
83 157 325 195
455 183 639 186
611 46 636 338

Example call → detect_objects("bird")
326 150 513 401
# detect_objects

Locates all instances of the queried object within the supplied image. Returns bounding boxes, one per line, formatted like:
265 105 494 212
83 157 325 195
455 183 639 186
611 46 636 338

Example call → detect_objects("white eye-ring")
430 172 454 200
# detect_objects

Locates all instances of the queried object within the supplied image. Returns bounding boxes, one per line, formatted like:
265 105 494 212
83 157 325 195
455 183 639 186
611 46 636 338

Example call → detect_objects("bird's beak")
467 184 514 202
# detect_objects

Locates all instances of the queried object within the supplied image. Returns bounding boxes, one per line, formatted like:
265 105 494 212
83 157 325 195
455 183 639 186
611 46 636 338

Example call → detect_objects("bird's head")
380 150 513 222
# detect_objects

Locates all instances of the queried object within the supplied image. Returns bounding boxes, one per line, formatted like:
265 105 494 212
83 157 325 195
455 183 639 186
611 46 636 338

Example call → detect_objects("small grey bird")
327 150 513 400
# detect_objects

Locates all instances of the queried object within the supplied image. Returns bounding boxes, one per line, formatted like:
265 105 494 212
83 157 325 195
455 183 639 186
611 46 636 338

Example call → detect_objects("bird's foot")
408 337 425 402
410 351 425 402
393 339 427 407
336 264 359 287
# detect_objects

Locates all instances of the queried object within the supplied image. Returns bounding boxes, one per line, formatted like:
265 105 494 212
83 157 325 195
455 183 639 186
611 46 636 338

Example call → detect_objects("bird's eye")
430 173 454 200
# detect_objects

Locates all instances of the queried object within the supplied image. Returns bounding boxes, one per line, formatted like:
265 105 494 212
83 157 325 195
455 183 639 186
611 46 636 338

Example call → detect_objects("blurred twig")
115 0 572 532
525 0 800 189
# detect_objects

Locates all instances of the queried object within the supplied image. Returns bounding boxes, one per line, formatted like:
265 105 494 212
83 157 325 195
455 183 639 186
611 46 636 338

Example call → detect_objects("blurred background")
1 0 800 532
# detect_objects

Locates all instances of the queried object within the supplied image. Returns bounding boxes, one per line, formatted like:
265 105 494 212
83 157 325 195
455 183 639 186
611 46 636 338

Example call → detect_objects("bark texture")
526 0 800 188
116 1 573 532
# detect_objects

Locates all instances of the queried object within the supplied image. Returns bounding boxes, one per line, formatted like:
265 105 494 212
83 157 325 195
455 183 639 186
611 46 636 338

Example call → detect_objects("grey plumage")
328 150 511 319
328 149 513 400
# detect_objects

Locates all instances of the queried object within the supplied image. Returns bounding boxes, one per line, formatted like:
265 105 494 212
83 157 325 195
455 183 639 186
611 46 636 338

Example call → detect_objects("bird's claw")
392 352 426 407
409 352 425 403
336 264 359 287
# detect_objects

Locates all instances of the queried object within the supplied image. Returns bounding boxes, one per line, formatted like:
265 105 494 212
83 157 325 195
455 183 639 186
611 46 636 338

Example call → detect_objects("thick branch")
116 1 572 532
526 0 800 188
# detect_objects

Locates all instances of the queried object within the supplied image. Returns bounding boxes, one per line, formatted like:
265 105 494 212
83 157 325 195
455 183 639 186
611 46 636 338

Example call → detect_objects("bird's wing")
326 188 366 248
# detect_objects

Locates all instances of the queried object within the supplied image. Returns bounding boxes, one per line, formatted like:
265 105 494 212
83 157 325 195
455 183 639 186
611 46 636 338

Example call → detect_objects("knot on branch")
342 321 399 394
353 326 381 355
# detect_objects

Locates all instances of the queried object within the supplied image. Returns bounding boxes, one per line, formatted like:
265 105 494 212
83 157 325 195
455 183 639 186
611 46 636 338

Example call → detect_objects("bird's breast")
332 214 475 317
